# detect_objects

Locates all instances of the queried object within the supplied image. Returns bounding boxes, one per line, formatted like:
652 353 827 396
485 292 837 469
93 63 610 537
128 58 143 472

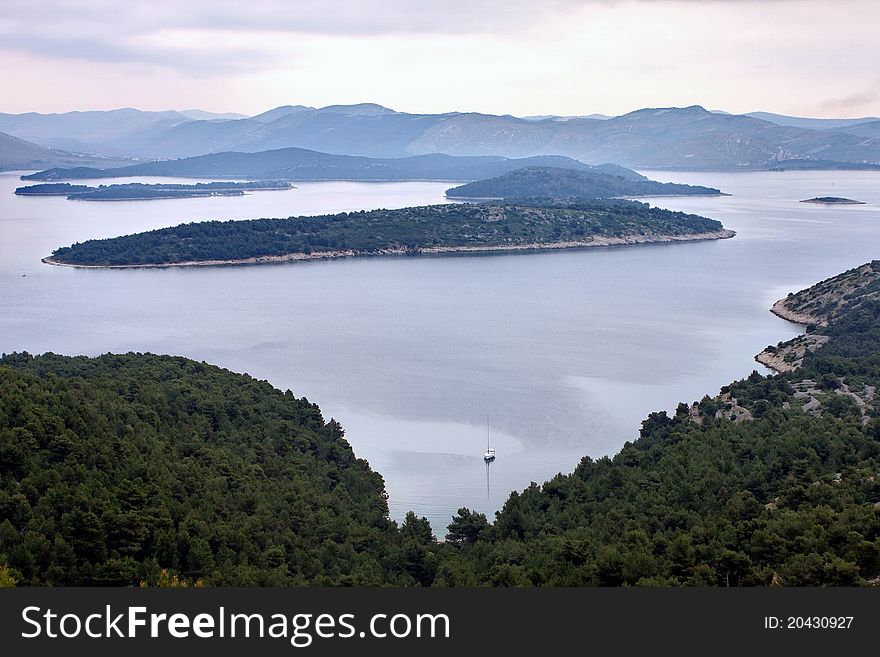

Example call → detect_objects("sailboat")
483 418 496 462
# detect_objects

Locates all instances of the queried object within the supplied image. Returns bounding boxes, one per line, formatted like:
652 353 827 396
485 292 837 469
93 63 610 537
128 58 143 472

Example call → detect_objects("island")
15 181 292 201
445 166 724 200
43 200 735 268
800 196 865 205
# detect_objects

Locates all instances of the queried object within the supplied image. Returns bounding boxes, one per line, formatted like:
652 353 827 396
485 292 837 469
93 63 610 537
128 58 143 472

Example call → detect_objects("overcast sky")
1 0 878 117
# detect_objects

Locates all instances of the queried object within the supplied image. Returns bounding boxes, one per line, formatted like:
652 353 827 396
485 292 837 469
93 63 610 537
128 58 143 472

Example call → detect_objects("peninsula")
756 260 880 372
15 181 292 201
44 200 734 268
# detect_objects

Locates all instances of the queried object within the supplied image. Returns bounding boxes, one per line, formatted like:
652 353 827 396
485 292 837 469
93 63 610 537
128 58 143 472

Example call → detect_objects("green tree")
445 508 488 548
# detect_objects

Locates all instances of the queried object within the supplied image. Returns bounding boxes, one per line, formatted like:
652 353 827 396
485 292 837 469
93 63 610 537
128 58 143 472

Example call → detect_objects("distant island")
44 200 734 268
20 148 618 183
445 166 723 200
800 196 865 205
14 181 292 201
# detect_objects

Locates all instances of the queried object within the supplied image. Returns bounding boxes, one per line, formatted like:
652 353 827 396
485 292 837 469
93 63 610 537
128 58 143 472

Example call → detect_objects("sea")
2 169 879 533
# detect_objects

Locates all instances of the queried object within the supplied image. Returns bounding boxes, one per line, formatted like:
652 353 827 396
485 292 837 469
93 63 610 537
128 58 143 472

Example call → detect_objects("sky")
1 0 878 118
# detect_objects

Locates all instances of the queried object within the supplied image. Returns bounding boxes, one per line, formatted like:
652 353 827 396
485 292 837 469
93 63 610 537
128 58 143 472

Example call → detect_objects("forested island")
15 181 292 201
800 197 865 205
43 200 733 268
445 166 723 200
2 262 880 586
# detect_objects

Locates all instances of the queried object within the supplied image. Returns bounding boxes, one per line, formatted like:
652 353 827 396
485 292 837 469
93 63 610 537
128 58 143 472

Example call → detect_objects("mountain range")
3 104 880 171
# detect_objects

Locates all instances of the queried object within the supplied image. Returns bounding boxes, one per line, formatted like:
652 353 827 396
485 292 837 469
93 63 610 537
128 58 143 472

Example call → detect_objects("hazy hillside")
0 131 121 171
0 108 247 156
445 167 721 199
825 120 880 139
744 112 880 131
130 106 455 159
417 106 880 169
23 148 597 182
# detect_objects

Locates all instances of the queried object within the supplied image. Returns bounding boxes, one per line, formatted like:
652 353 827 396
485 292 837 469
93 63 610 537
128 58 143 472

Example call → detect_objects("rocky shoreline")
767 298 827 327
42 228 736 270
755 298 828 373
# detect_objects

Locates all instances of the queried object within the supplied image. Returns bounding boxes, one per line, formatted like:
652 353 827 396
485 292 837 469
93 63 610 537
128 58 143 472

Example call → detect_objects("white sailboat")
483 418 496 462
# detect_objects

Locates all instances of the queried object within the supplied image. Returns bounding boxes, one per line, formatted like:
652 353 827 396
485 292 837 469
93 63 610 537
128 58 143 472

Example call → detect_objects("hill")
21 148 598 182
0 131 121 172
44 201 731 268
824 120 880 139
743 112 880 131
0 108 246 156
0 352 424 586
445 166 722 200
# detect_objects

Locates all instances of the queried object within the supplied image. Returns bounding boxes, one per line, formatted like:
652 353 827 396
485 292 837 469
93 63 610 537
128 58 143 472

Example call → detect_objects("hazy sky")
1 0 878 117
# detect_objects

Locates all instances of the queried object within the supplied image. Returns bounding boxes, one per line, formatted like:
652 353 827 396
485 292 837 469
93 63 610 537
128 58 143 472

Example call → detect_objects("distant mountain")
0 131 123 171
822 120 880 139
445 166 722 199
178 109 248 121
7 103 880 170
0 108 251 156
22 148 596 182
250 105 314 122
126 105 457 159
117 104 880 170
744 111 880 131
521 113 611 121
316 103 396 116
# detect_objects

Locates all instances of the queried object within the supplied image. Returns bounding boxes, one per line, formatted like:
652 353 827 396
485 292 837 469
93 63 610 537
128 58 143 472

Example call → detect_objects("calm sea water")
2 170 879 533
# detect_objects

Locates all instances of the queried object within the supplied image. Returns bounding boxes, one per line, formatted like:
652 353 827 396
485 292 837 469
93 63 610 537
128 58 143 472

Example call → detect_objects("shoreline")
42 228 735 270
445 192 729 202
755 298 827 373
767 298 826 327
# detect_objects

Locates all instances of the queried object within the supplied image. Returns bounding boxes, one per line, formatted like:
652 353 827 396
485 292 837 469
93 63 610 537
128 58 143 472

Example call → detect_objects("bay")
1 170 879 533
